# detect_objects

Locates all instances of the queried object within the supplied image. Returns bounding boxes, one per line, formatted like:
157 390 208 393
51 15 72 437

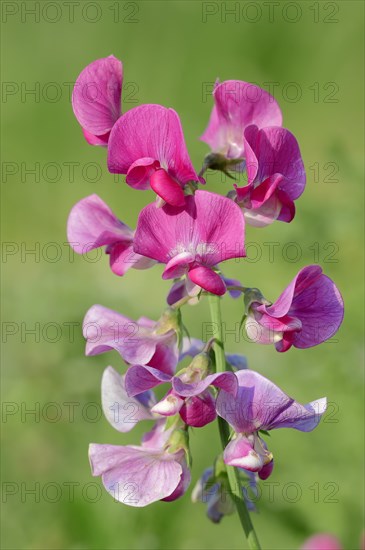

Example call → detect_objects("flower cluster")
69 56 344 521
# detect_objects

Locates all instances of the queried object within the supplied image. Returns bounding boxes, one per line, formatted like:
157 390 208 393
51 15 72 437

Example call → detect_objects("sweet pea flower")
217 369 327 478
72 56 122 146
192 466 257 523
124 352 238 428
201 80 282 161
233 125 306 226
67 194 155 276
134 190 246 296
245 265 344 352
89 420 191 506
101 366 156 432
108 104 203 206
300 534 344 550
83 305 179 375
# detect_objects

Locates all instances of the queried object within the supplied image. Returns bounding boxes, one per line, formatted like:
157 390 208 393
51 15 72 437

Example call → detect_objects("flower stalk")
209 294 262 550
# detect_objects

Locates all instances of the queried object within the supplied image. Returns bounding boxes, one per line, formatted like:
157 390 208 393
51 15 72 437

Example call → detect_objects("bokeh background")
2 1 364 549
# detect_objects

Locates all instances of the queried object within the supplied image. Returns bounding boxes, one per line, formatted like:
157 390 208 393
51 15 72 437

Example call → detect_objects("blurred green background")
1 1 364 549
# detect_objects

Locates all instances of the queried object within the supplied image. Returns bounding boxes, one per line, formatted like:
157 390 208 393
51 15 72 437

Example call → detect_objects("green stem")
209 294 262 550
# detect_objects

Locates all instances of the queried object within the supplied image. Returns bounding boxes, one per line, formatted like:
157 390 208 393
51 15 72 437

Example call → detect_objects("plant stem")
209 294 262 550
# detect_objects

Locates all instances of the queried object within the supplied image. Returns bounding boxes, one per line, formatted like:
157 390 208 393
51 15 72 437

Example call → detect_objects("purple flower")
192 466 257 523
245 265 344 352
201 80 282 160
67 194 155 276
216 369 327 478
107 104 203 206
101 366 156 432
83 305 179 375
234 125 306 226
134 190 246 296
124 355 237 428
72 56 122 146
89 421 191 506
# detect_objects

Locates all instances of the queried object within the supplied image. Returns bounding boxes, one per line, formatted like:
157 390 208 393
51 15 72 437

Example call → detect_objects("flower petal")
72 56 122 138
125 365 172 397
216 369 325 433
243 125 305 201
223 435 264 472
179 391 217 427
89 443 183 507
134 190 245 266
67 194 133 254
188 266 226 295
108 104 201 185
83 305 177 373
172 371 237 397
201 80 282 157
101 366 155 432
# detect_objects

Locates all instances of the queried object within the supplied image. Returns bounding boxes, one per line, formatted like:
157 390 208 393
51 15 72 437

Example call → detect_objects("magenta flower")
201 80 282 159
216 369 326 478
107 104 203 206
101 366 156 432
90 420 191 506
300 534 344 550
234 125 306 226
67 194 155 276
134 190 246 296
245 265 344 352
83 305 178 375
72 56 122 146
124 357 237 428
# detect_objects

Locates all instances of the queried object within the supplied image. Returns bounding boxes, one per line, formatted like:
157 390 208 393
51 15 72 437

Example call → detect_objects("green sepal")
243 287 271 315
201 152 244 179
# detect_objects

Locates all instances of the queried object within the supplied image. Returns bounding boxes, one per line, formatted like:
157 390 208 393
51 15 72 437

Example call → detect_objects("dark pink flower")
234 125 306 226
67 194 155 276
107 104 203 206
134 190 245 296
217 369 326 478
245 265 344 352
72 56 122 146
201 80 282 159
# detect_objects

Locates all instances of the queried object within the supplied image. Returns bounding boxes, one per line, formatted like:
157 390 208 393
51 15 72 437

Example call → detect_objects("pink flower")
234 125 306 226
90 420 191 506
107 104 203 206
67 194 155 276
201 80 282 159
300 534 343 550
245 265 344 352
124 358 237 428
216 369 326 478
72 56 122 146
134 190 246 296
83 305 179 375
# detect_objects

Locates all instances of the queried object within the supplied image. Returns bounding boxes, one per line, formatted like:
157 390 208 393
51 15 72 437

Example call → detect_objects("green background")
1 1 364 549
